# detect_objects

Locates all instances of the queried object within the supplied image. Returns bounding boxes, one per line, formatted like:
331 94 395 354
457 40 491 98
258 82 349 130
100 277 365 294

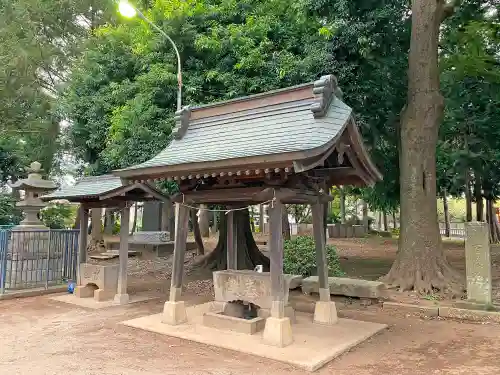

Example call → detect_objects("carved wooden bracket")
336 143 351 165
172 105 191 140
310 75 342 118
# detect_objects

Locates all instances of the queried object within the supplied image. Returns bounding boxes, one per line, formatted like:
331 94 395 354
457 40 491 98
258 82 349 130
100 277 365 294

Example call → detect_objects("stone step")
301 276 387 299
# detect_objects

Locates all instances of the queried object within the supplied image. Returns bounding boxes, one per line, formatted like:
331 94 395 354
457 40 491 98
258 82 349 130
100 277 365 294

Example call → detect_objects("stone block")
162 301 187 325
345 225 354 238
314 301 338 325
383 302 439 317
352 225 366 238
94 288 114 302
465 222 492 305
302 276 387 299
77 263 119 301
203 312 266 334
262 317 293 347
288 275 303 290
213 270 296 309
74 285 95 298
338 224 347 238
439 306 500 323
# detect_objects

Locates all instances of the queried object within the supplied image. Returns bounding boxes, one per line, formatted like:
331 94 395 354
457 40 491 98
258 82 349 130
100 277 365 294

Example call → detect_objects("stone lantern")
9 161 57 230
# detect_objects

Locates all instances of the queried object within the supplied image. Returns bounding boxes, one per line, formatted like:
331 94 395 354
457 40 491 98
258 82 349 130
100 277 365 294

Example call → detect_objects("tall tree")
383 0 465 293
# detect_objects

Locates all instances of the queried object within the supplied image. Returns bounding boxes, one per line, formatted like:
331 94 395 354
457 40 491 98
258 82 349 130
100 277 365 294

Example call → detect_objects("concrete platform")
50 293 158 309
121 302 386 371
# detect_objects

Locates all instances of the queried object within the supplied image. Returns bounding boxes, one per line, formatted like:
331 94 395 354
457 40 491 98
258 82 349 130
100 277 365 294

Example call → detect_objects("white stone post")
114 204 130 304
465 222 492 305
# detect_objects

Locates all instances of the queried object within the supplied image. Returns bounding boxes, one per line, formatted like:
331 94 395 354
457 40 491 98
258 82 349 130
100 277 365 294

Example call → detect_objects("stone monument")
9 161 57 230
464 221 492 306
5 162 58 288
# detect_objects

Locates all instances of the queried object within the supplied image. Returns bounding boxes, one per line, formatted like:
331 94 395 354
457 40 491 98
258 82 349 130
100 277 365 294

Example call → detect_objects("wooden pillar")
162 203 189 325
263 198 293 347
226 210 237 270
312 203 329 301
77 204 89 285
269 201 285 316
114 204 130 304
312 202 338 325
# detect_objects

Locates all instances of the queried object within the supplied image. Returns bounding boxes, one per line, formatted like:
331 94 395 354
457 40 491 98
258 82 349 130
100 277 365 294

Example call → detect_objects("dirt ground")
1 236 500 374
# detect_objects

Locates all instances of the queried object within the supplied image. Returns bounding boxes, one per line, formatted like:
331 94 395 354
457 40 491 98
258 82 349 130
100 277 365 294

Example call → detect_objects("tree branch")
441 0 461 22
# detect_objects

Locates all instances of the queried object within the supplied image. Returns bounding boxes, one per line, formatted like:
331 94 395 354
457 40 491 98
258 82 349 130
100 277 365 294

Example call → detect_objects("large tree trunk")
73 205 81 229
191 208 204 255
362 201 369 229
382 0 462 294
103 208 114 235
474 177 483 221
443 189 450 237
195 208 269 271
198 204 210 237
465 169 473 222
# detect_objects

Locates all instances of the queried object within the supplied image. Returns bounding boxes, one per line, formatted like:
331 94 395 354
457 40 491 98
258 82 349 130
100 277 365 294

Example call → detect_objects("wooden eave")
41 182 169 205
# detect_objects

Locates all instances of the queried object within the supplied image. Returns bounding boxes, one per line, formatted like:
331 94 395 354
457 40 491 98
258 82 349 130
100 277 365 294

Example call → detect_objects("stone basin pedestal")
211 270 296 326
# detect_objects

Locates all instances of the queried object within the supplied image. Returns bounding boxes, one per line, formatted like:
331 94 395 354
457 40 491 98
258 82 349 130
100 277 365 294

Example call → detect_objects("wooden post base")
162 301 187 325
114 293 130 305
262 317 293 347
313 301 338 325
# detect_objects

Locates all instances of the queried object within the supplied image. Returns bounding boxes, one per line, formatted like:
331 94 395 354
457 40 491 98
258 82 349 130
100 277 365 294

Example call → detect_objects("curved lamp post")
118 1 183 111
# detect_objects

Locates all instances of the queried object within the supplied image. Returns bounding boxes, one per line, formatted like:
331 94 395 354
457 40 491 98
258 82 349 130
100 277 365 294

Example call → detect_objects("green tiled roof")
41 175 123 200
118 97 351 172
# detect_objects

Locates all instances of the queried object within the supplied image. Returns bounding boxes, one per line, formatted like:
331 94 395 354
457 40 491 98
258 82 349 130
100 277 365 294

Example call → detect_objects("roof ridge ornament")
172 105 191 140
310 75 342 118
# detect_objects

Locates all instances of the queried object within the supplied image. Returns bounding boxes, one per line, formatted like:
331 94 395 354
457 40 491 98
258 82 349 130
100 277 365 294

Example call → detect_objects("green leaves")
283 236 344 277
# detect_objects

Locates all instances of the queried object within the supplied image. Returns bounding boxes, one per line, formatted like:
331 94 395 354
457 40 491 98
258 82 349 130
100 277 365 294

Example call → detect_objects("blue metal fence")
0 229 79 294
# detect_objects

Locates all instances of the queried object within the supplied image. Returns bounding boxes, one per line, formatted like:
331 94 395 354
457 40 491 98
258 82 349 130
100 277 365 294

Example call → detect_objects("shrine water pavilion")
114 74 383 355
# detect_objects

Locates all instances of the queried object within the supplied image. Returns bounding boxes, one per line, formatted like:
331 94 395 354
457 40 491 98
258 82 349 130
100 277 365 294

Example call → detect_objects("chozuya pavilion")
115 75 385 369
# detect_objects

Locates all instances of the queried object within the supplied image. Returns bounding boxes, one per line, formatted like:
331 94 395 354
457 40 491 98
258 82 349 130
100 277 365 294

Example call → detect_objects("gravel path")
1 295 500 375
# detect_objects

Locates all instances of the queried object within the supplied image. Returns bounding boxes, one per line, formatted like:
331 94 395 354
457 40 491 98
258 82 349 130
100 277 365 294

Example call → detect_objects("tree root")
192 208 270 272
381 253 464 298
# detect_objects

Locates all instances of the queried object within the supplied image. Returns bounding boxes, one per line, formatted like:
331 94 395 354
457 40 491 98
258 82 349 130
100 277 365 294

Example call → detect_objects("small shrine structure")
114 75 382 347
42 174 170 304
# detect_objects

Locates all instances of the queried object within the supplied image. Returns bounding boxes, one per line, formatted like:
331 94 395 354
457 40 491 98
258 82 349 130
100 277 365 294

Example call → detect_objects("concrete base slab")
121 302 387 371
50 293 157 309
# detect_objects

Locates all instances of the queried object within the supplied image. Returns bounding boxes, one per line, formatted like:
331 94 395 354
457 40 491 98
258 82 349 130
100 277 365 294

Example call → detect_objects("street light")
118 1 183 111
